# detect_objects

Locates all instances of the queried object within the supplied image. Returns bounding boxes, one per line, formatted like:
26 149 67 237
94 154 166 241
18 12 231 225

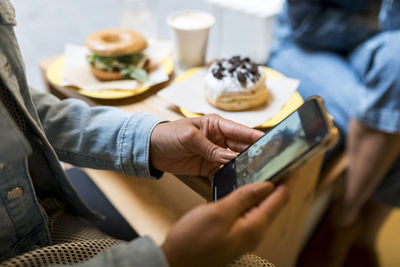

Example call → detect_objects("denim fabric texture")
0 1 168 265
268 0 400 206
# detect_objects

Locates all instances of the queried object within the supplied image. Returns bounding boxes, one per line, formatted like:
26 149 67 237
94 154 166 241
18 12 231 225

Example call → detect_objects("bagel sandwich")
86 29 155 82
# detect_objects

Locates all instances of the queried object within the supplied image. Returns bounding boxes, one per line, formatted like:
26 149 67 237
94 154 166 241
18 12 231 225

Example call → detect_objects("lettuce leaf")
88 53 149 82
120 66 149 82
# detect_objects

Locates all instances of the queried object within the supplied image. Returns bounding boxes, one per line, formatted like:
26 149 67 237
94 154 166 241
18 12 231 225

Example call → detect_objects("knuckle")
235 187 248 199
236 186 258 204
203 114 221 126
182 127 198 140
205 113 220 119
233 188 249 205
207 145 219 159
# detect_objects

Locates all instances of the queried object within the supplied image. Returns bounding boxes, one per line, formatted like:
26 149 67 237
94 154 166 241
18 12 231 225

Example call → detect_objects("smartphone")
212 96 338 201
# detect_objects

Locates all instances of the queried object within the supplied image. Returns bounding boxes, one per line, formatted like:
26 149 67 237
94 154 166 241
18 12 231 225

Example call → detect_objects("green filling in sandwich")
88 53 149 82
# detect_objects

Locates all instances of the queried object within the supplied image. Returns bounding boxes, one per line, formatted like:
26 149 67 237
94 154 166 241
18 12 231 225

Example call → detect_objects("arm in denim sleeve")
47 237 169 267
286 0 379 52
379 0 400 30
76 237 170 267
30 88 165 178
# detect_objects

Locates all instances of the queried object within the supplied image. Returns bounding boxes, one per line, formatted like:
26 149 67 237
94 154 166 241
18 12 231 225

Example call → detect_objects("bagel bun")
204 56 269 111
86 29 153 82
89 64 125 81
86 29 147 56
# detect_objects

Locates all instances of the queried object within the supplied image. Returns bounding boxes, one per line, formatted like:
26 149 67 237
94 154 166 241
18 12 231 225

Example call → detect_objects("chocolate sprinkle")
237 72 246 83
212 69 223 79
210 55 262 86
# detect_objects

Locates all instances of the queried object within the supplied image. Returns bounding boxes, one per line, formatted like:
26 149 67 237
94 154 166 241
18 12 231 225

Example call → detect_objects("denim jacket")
0 1 168 266
275 0 400 53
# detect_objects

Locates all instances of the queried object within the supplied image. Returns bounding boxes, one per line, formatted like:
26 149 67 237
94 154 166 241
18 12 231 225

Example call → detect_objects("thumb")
190 129 237 163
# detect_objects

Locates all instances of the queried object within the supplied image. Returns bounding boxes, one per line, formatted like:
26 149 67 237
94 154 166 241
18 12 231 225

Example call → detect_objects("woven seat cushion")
227 254 275 267
1 213 124 266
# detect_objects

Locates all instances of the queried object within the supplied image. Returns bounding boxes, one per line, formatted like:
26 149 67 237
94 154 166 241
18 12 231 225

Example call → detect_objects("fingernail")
221 150 237 160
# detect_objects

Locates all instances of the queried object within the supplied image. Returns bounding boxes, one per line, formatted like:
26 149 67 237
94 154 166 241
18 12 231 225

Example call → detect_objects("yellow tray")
46 56 174 100
176 67 303 129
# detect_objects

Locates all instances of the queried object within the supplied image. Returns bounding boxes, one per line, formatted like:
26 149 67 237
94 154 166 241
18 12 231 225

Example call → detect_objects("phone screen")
213 98 329 200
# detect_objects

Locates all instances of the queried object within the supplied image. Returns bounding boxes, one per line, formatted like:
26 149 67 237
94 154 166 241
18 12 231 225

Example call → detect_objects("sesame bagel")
85 29 152 82
86 29 148 57
89 64 125 81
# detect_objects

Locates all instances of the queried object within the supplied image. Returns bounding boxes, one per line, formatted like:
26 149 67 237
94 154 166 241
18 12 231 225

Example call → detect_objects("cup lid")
167 10 215 30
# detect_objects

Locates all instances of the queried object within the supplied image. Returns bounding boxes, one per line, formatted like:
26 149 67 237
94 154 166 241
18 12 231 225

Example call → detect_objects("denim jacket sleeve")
286 0 379 52
77 236 170 267
29 88 165 178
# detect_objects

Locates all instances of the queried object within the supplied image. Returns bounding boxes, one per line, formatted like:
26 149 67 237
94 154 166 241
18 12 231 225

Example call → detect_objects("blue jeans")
268 30 400 207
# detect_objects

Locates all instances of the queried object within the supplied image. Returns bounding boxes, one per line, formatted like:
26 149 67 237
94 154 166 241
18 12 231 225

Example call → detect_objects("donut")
204 56 269 111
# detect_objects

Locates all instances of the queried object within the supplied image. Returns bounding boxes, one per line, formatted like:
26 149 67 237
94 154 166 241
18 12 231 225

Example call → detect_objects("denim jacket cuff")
120 236 170 267
82 236 170 267
119 112 166 178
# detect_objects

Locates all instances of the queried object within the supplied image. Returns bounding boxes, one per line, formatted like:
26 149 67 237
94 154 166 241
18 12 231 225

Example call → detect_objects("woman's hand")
150 114 264 178
161 182 289 267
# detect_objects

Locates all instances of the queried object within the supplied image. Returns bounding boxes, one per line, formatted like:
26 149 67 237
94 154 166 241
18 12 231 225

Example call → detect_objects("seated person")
0 1 288 266
268 0 400 266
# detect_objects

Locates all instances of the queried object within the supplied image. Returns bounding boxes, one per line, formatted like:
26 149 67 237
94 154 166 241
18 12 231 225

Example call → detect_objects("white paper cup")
167 10 215 69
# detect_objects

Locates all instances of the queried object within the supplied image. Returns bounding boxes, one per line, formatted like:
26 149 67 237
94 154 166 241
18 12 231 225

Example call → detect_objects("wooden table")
39 57 338 267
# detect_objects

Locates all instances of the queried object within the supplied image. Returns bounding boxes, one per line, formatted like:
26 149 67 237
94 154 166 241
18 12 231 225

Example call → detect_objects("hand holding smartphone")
212 96 338 201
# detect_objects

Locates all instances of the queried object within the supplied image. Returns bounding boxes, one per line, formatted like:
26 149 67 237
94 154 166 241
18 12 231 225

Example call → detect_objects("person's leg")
269 32 400 266
357 200 391 248
269 45 367 267
268 43 369 164
343 200 391 267
335 120 400 227
325 118 399 267
269 44 360 137
333 29 400 229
